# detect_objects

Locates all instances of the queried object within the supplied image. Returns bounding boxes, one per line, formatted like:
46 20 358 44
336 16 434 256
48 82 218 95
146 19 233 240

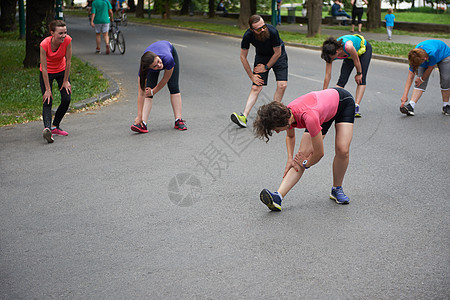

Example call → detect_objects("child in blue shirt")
384 9 395 40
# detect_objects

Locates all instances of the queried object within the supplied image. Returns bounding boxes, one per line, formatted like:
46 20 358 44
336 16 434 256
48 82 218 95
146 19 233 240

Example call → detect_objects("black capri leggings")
352 6 363 25
337 41 372 87
146 46 180 94
40 71 71 129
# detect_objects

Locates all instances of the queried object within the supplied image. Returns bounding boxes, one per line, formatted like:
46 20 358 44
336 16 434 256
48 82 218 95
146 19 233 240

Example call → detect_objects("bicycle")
117 7 127 26
108 19 126 55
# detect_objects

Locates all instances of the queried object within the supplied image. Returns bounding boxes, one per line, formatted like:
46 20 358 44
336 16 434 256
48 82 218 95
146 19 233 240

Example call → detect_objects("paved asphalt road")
1 17 449 299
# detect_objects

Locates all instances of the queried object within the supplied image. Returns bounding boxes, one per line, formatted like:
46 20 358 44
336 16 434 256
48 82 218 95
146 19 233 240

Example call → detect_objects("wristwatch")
302 160 310 169
265 65 269 71
356 71 362 75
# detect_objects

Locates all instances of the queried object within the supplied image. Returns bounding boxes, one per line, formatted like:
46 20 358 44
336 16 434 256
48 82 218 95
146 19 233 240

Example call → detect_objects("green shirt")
92 0 112 24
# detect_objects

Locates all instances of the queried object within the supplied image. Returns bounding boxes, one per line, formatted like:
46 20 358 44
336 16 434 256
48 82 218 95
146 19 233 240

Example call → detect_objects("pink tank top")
287 89 339 137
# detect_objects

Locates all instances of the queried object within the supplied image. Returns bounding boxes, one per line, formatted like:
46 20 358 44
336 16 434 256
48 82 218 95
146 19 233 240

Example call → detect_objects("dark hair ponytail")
139 51 157 90
321 37 344 63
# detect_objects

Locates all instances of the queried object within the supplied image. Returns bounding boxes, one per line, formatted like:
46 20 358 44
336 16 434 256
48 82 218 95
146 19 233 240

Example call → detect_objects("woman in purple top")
131 41 187 133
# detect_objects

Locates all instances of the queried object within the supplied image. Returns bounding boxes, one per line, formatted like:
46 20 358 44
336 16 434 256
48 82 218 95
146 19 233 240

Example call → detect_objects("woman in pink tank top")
254 88 355 211
39 20 72 143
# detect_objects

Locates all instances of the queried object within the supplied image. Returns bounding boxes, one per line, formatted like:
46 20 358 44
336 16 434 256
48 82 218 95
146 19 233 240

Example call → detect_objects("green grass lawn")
278 9 450 25
381 11 450 25
0 31 109 126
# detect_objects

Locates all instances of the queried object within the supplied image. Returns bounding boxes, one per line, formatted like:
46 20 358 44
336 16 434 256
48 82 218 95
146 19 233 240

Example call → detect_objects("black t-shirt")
241 24 284 57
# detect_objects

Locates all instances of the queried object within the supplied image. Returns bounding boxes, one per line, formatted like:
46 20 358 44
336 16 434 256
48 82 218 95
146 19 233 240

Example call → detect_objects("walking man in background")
90 0 114 54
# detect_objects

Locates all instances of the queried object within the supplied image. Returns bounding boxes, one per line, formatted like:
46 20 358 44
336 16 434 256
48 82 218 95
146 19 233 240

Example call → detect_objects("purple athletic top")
142 41 175 73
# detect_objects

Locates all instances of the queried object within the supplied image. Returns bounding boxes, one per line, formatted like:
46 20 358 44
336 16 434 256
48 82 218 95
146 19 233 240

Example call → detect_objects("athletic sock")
443 102 449 107
409 101 416 108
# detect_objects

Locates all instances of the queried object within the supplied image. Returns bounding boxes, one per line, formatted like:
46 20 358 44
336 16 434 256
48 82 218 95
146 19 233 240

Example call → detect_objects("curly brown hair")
408 48 427 73
253 101 291 143
321 37 344 63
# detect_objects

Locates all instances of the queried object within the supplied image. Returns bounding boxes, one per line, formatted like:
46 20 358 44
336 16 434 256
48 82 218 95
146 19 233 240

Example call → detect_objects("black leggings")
146 46 180 94
337 42 372 87
40 71 71 129
352 6 363 25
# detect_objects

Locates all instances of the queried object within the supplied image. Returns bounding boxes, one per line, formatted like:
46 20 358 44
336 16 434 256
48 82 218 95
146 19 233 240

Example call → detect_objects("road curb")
70 62 120 111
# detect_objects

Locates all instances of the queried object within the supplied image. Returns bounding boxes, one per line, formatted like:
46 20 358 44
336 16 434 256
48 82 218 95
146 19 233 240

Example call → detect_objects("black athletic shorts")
305 87 355 136
253 45 288 86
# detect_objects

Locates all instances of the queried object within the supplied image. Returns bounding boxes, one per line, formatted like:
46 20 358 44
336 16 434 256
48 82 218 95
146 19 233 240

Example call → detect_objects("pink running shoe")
131 122 148 133
51 127 69 136
174 119 187 131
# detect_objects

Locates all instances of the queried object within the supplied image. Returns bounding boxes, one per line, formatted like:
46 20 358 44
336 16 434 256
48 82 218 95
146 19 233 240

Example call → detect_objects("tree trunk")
153 0 163 15
307 0 322 37
164 0 170 19
127 0 136 11
208 0 215 18
136 0 144 17
23 0 54 68
0 0 17 32
238 0 251 29
180 0 191 15
366 0 381 30
250 0 256 15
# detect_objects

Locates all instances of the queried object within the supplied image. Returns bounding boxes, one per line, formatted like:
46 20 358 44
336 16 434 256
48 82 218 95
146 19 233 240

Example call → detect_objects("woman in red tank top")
39 20 72 143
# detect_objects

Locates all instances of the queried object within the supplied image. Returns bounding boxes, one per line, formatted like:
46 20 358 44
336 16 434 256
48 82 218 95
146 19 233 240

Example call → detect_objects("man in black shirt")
231 15 288 128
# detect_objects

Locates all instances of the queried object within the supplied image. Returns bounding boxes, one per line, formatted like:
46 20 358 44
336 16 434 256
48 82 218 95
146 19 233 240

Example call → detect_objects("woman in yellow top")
321 35 372 117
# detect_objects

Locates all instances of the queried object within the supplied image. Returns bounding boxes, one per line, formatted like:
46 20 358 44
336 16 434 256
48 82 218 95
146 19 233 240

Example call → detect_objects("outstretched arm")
346 43 363 85
146 68 174 97
240 48 264 86
40 46 52 104
323 62 333 90
61 41 72 95
401 70 415 106
254 46 281 73
283 128 298 178
414 65 434 86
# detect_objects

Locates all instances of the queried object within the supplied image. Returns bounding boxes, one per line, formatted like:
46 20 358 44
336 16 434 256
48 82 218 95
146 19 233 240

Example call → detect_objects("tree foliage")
0 0 18 32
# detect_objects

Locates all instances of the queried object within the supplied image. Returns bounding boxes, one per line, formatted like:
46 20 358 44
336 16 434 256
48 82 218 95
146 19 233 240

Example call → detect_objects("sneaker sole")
43 129 54 143
329 194 349 205
130 125 148 133
52 131 68 136
260 189 281 211
400 106 414 116
174 126 187 131
231 114 247 128
355 113 361 118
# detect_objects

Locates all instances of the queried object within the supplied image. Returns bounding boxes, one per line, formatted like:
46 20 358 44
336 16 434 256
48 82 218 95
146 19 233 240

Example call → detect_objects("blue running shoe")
330 186 350 204
355 105 361 118
260 189 282 211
